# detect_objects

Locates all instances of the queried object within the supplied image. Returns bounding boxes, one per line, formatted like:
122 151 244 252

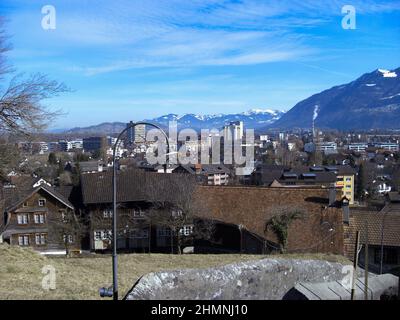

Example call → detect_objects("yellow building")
335 169 355 205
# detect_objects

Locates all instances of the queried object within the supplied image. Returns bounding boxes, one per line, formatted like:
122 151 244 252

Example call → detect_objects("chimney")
328 184 336 206
342 198 350 225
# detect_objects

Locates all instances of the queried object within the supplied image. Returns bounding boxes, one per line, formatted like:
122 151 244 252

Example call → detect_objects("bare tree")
48 208 87 256
0 19 67 135
146 174 214 254
0 138 20 180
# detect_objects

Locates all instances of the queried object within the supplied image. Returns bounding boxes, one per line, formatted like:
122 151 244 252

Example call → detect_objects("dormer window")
23 202 28 207
38 199 46 207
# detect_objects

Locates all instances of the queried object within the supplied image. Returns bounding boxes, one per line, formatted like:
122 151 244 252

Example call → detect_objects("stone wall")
126 258 355 300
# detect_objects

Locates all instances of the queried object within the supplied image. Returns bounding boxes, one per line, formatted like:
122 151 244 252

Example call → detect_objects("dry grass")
0 244 350 300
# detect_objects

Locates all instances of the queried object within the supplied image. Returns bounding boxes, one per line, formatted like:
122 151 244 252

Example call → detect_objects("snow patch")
378 69 397 78
381 93 400 100
365 84 376 87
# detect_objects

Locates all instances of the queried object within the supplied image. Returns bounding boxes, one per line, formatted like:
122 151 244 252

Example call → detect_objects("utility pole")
364 220 369 300
351 231 360 300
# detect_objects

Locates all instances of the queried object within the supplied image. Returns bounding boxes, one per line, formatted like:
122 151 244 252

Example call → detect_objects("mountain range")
62 67 400 134
272 68 400 130
64 109 285 134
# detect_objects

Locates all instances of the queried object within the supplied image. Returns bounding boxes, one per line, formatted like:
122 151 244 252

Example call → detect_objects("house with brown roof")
79 168 352 255
80 169 198 252
344 192 400 274
1 182 81 254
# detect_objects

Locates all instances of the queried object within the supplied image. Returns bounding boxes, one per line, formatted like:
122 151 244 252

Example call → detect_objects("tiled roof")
3 184 74 212
176 164 231 175
349 203 400 247
80 169 196 204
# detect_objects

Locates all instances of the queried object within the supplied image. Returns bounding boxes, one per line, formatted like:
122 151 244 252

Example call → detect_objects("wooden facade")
2 186 81 254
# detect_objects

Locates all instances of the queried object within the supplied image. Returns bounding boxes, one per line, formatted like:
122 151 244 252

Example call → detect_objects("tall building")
126 122 146 144
223 121 243 141
127 121 134 144
134 124 146 143
83 137 106 152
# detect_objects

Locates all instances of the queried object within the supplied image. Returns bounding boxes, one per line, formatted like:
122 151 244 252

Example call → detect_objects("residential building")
223 121 243 141
79 161 105 174
374 142 399 152
80 170 196 252
316 142 338 154
1 183 80 254
344 192 400 274
331 166 356 205
348 143 368 153
83 136 106 152
59 140 72 152
47 142 60 152
70 139 83 150
135 124 146 143
173 164 231 186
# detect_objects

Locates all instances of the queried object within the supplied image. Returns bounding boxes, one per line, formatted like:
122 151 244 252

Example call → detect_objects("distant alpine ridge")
64 109 285 134
62 67 400 135
271 68 400 130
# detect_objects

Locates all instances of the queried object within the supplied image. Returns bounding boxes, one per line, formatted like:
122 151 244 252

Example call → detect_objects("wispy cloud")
6 0 400 75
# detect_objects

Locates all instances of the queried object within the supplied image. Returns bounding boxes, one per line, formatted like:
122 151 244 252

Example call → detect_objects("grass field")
0 244 351 300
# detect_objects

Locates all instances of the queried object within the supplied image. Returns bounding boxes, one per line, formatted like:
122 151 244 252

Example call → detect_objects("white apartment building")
316 142 337 154
348 143 368 153
375 143 399 152
223 121 244 141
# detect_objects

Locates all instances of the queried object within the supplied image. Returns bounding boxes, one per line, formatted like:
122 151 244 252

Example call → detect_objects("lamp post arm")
109 122 170 301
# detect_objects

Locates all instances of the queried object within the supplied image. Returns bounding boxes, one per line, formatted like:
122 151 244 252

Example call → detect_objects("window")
63 234 73 243
346 177 352 182
23 202 28 207
133 208 145 217
94 230 111 241
94 231 102 241
17 214 28 224
38 199 46 207
337 177 344 182
171 209 183 217
179 225 193 236
18 235 29 246
103 209 113 218
35 234 46 245
34 214 45 224
345 185 352 189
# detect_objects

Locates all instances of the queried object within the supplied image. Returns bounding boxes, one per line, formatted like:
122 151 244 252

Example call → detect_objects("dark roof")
80 169 196 205
175 164 231 175
4 184 74 212
79 161 105 172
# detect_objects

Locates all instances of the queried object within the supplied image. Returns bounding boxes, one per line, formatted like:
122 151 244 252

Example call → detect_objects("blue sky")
1 0 400 128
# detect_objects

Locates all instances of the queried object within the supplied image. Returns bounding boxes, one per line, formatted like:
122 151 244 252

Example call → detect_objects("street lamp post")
99 122 170 300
